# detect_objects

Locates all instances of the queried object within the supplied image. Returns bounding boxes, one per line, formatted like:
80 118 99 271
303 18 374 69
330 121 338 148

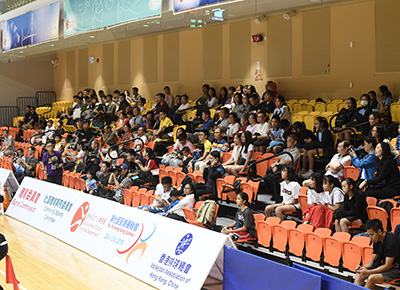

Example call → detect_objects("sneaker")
300 169 313 179
297 168 306 177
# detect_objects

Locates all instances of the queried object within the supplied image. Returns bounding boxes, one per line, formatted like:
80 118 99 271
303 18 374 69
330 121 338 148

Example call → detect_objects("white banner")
6 178 231 290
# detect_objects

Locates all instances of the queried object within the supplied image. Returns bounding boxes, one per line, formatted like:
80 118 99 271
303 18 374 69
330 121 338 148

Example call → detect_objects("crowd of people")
2 82 400 289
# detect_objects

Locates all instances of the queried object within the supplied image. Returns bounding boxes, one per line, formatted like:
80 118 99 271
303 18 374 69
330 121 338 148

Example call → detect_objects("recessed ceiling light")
143 24 149 27
89 35 95 38
50 44 54 47
19 51 23 53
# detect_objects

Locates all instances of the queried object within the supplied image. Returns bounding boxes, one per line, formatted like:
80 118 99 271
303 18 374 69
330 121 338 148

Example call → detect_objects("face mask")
360 100 368 106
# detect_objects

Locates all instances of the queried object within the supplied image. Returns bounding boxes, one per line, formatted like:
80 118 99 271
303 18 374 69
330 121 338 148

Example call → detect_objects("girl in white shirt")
223 133 242 167
304 172 326 206
224 131 254 177
265 166 301 221
166 183 196 222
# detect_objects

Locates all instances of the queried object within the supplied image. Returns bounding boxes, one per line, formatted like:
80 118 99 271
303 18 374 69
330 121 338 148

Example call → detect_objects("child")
221 192 256 241
141 186 180 214
304 172 326 206
266 115 285 153
265 166 301 221
334 178 367 233
54 135 62 152
170 147 192 169
85 171 97 194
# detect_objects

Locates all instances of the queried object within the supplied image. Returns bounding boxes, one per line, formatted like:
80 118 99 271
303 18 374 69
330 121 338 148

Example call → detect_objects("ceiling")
0 0 351 63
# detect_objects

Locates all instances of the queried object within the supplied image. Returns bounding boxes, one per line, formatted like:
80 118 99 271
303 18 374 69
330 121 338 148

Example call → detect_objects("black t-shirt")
78 128 93 142
24 112 32 124
98 172 110 186
372 232 400 269
235 207 256 237
119 100 131 112
123 160 139 174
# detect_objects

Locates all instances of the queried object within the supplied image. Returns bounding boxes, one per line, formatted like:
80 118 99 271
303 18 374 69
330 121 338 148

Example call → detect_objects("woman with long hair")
166 183 197 222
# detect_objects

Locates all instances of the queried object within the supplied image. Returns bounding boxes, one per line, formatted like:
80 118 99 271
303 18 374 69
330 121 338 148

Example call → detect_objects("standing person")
164 86 174 108
354 219 400 289
221 192 256 241
42 142 63 185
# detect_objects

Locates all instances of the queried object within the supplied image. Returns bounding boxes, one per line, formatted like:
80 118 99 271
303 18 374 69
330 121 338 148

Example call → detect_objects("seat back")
305 232 324 262
159 168 168 183
176 171 186 189
314 228 332 237
131 190 140 207
272 224 289 252
344 166 360 181
366 196 377 207
323 236 342 267
362 245 373 266
342 241 362 271
391 208 400 231
351 236 371 247
123 189 132 206
332 232 351 242
298 194 308 213
139 193 149 206
241 182 254 202
367 206 389 231
280 220 297 229
297 223 313 233
288 228 306 257
167 170 177 186
257 221 273 248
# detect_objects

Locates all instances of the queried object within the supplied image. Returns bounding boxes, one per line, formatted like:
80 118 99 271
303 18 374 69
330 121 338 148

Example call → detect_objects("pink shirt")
173 139 195 153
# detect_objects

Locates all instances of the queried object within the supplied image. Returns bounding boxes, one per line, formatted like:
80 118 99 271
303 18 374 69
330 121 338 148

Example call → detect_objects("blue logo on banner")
175 233 193 255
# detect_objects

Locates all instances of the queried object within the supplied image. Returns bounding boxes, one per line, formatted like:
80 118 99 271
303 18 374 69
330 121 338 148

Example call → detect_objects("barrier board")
0 168 19 192
6 177 232 290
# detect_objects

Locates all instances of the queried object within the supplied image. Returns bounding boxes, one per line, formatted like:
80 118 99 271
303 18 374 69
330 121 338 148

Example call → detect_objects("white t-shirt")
280 181 301 205
134 134 148 151
177 103 191 121
325 153 352 181
231 145 242 161
324 187 344 206
241 144 254 161
227 123 240 136
254 122 271 137
307 189 326 205
151 183 173 206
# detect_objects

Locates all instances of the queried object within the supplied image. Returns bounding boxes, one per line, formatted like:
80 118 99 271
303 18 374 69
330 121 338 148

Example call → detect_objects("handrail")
328 113 369 145
36 103 53 121
247 151 294 182
107 137 145 160
29 129 58 145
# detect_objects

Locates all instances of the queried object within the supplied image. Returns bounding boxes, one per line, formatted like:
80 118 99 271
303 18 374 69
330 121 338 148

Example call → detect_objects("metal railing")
247 151 294 182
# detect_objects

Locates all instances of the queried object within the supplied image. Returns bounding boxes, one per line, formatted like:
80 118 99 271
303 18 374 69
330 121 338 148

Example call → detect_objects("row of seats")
254 217 373 272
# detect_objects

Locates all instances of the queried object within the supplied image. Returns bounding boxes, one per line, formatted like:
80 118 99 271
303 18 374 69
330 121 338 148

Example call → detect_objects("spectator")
84 170 97 194
304 172 325 206
377 85 392 125
273 96 291 123
168 95 182 121
336 97 358 140
84 140 101 173
248 93 262 114
231 93 244 118
324 140 352 181
253 112 271 153
190 130 212 171
138 176 174 211
109 163 129 203
359 142 400 199
371 125 397 155
266 115 285 153
349 137 377 180
133 126 148 152
175 94 191 124
368 90 378 111
152 110 174 141
42 142 63 185
19 146 38 181
77 120 94 147
224 131 254 177
221 192 256 241
261 90 276 114
134 148 159 185
245 113 258 134
94 162 113 198
207 87 219 109
211 127 229 153
131 87 142 102
265 166 301 220
226 112 240 139
138 97 146 112
299 117 334 179
141 186 180 214
118 93 131 112
130 106 143 129
164 86 174 108
152 93 170 119
214 108 230 131
197 151 225 199
238 94 251 117
120 124 133 152
161 132 194 166
354 219 400 289
334 178 368 233
101 125 118 151
199 109 213 132
166 183 197 221
223 133 243 168
293 121 316 151
0 130 16 158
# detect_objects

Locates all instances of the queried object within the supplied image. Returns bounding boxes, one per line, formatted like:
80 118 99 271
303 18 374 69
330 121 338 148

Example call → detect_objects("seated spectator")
133 148 159 185
83 140 101 173
109 163 129 203
199 109 213 132
359 142 400 199
130 106 143 130
334 178 368 233
371 125 398 156
161 132 194 166
342 94 372 140
377 85 392 125
273 96 291 123
54 135 63 152
223 133 242 168
349 137 377 180
299 117 334 179
43 120 56 144
211 127 229 153
0 130 16 158
249 93 263 114
189 129 211 172
245 113 258 134
132 87 142 102
253 112 271 153
265 166 301 220
238 94 251 117
266 115 285 153
264 134 301 201
113 110 128 133
354 219 400 289
166 182 197 220
138 176 174 211
141 111 156 130
19 146 38 181
151 110 173 141
174 94 191 124
55 121 65 136
304 172 325 206
77 120 94 147
224 131 254 177
197 151 225 199
120 124 133 152
84 171 98 194
214 108 230 131
324 140 352 181
141 187 180 214
303 175 344 228
236 115 249 137
231 93 244 118
152 93 170 119
369 90 378 111
207 87 219 109
221 192 256 241
164 86 174 108
226 112 240 140
101 125 118 151
168 95 181 121
133 126 148 152
94 162 113 198
261 89 275 114
138 97 146 112
293 121 316 151
336 97 358 140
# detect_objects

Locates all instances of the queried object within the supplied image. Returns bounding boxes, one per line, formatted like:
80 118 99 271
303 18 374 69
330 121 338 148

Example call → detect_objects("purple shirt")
42 151 63 176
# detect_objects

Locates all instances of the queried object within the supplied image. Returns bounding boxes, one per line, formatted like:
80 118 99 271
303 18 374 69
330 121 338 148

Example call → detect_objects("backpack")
377 200 394 231
335 108 351 127
195 200 218 225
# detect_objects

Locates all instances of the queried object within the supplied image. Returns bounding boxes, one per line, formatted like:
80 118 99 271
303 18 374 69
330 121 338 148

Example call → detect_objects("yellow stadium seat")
314 102 326 112
337 103 347 111
298 99 308 104
326 103 337 113
301 103 314 113
292 103 303 113
297 111 309 116
186 110 197 121
391 103 400 123
308 100 316 105
331 99 344 104
303 115 315 131
291 114 304 124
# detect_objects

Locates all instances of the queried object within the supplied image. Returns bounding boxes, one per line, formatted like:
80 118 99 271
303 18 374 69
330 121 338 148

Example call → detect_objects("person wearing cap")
42 142 63 185
109 163 129 203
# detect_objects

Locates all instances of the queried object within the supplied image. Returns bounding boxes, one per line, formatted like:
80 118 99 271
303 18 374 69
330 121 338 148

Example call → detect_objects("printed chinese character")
26 190 32 200
30 191 36 202
159 254 166 264
178 261 186 272
168 257 174 267
172 259 180 269
164 256 171 266
184 264 192 274
34 193 40 203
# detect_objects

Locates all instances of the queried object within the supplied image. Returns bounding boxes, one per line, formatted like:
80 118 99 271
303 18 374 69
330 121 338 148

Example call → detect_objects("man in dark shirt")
77 120 93 145
118 93 131 112
152 93 170 119
261 90 276 114
355 219 400 289
95 162 112 198
249 93 263 114
21 146 38 178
